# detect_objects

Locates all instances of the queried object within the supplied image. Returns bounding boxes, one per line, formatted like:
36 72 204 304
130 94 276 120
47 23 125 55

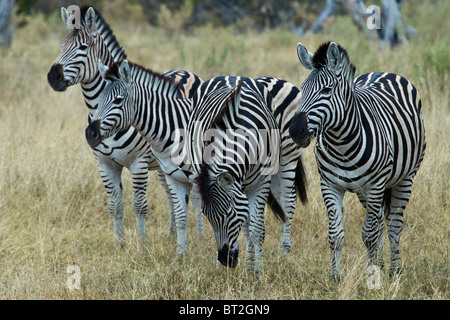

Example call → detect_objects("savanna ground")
0 1 448 300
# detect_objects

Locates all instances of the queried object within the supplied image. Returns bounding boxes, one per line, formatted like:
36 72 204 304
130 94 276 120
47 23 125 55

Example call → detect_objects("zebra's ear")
85 7 97 36
297 42 314 70
326 42 341 74
61 7 70 29
217 171 235 189
98 60 109 80
209 80 242 130
119 60 132 84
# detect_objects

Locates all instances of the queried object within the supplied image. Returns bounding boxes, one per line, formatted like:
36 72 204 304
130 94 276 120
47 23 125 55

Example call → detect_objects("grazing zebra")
289 41 426 280
188 76 295 273
47 6 204 246
86 60 307 261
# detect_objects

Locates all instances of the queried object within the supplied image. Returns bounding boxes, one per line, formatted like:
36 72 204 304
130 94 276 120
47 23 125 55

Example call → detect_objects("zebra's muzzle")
217 244 239 268
47 64 68 92
85 120 102 148
289 112 312 148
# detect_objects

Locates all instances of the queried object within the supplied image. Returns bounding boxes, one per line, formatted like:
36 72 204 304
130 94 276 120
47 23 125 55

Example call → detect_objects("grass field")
0 1 448 299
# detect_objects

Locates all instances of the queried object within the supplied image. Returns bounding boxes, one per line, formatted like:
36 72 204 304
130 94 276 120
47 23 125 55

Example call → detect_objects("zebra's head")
48 7 111 91
195 165 248 268
86 60 134 148
289 41 355 148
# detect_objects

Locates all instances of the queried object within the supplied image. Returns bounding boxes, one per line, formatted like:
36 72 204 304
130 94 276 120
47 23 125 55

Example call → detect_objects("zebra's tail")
295 155 308 204
267 192 287 223
383 188 392 219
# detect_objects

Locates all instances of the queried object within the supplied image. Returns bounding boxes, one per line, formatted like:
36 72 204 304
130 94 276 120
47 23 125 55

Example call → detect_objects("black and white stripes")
289 41 426 280
48 6 204 246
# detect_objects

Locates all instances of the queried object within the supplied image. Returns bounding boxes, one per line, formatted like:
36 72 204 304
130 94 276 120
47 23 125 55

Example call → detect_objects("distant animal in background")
289 41 426 281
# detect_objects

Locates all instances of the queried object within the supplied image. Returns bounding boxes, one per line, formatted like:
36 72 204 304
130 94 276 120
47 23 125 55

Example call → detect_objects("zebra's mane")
312 42 356 84
209 80 242 130
313 42 355 70
78 6 127 61
195 164 214 207
104 60 181 94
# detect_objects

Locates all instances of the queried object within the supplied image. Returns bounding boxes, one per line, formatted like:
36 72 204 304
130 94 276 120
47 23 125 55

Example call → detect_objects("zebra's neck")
80 8 125 115
129 64 191 154
321 92 365 155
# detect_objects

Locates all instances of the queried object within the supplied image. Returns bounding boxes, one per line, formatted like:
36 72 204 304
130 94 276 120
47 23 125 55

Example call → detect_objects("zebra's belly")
320 167 373 193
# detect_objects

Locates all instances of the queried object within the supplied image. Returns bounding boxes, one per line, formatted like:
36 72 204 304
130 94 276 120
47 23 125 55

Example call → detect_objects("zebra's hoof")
389 266 402 278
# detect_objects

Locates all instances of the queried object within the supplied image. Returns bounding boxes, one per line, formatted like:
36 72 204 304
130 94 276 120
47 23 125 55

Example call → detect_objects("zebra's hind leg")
130 158 150 246
387 175 415 277
98 161 126 247
321 181 345 282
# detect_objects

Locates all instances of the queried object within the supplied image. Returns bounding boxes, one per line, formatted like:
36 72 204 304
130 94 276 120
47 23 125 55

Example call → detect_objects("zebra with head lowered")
188 76 297 273
86 60 307 263
289 41 426 281
47 6 204 246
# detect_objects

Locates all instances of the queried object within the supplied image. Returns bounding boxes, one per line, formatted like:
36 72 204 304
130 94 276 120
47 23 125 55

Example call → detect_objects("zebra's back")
353 72 426 187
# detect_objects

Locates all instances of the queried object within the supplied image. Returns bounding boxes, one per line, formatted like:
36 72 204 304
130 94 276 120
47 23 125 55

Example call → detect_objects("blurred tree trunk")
0 0 13 47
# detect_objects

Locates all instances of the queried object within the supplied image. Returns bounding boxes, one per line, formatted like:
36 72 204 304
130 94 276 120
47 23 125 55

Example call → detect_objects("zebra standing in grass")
289 42 426 280
47 6 204 245
86 60 307 261
188 76 297 273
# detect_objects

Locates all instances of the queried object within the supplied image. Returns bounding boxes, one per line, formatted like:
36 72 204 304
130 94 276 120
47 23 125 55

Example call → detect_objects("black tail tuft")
295 155 308 204
267 191 287 223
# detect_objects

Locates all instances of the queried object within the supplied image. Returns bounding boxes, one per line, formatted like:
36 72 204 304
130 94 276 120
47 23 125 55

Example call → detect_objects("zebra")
47 6 204 246
86 60 307 261
187 76 302 273
289 41 426 280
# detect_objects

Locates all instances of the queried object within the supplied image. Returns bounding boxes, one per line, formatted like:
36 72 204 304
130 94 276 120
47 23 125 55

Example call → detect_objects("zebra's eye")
113 96 123 104
320 87 332 95
79 44 89 51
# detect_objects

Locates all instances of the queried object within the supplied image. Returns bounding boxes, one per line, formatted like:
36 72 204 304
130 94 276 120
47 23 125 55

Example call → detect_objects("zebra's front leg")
130 159 150 245
362 187 386 271
165 176 190 256
246 180 271 275
157 171 176 238
190 183 205 238
98 161 126 247
321 182 345 282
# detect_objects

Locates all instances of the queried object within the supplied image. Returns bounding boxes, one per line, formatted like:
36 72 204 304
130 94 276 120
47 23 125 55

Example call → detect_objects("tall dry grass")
0 1 448 299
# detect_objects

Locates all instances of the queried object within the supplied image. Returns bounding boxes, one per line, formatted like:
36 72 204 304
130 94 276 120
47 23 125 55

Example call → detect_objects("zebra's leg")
387 175 415 276
361 186 386 271
190 183 205 238
97 160 126 247
270 165 297 254
156 171 176 238
164 175 190 256
246 179 271 274
321 181 345 282
130 158 150 245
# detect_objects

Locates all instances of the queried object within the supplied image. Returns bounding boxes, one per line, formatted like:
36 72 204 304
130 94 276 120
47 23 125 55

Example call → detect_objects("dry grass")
0 1 448 299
